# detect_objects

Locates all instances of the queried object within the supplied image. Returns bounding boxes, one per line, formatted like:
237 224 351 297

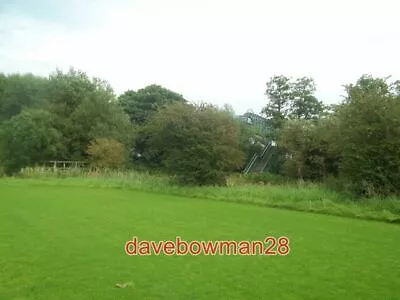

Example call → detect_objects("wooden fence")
47 161 87 169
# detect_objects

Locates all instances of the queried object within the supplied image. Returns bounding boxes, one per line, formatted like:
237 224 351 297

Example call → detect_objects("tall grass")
7 167 400 223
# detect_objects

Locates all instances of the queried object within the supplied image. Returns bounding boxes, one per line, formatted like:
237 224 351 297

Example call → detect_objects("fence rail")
45 161 87 169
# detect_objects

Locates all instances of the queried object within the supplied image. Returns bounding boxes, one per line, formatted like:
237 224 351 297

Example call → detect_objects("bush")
0 109 63 175
86 138 127 169
142 102 245 186
334 75 400 197
277 119 339 181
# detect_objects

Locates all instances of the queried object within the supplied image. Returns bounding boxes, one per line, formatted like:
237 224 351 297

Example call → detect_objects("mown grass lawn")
1 179 399 299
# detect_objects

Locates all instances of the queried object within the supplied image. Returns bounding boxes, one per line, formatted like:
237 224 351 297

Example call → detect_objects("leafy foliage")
334 75 400 196
262 75 325 140
1 67 400 197
0 109 63 175
46 68 133 160
142 102 245 185
118 84 186 125
47 68 115 118
0 73 49 122
118 84 187 167
277 74 400 197
262 75 292 137
278 118 340 181
289 77 325 120
87 138 127 169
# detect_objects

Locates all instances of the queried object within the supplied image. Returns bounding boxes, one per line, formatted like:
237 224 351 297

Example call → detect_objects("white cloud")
1 0 399 114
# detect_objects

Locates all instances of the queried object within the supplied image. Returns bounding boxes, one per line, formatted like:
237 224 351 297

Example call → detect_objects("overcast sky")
1 0 399 114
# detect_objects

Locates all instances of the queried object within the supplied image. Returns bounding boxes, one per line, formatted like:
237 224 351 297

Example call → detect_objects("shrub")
142 102 245 185
86 138 127 169
334 75 400 197
0 109 63 175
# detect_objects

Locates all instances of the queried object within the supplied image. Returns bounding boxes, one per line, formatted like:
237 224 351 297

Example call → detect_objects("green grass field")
1 179 400 299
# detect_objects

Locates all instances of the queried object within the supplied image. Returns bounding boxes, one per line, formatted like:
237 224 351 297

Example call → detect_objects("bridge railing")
243 153 258 174
260 142 271 158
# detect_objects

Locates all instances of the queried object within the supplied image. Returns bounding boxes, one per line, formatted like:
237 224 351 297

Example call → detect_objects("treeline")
273 75 400 197
0 70 133 173
0 68 399 197
0 69 247 185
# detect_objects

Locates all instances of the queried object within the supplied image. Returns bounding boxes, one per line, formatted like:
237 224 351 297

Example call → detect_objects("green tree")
262 75 292 138
118 84 186 125
278 119 314 179
278 118 340 180
289 77 325 120
47 68 115 118
68 97 133 160
0 109 63 175
343 75 392 103
119 84 186 166
262 75 325 140
45 68 133 160
334 75 400 196
0 73 49 122
142 102 244 185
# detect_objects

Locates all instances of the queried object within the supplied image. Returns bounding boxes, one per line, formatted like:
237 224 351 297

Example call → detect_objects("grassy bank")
3 168 400 223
